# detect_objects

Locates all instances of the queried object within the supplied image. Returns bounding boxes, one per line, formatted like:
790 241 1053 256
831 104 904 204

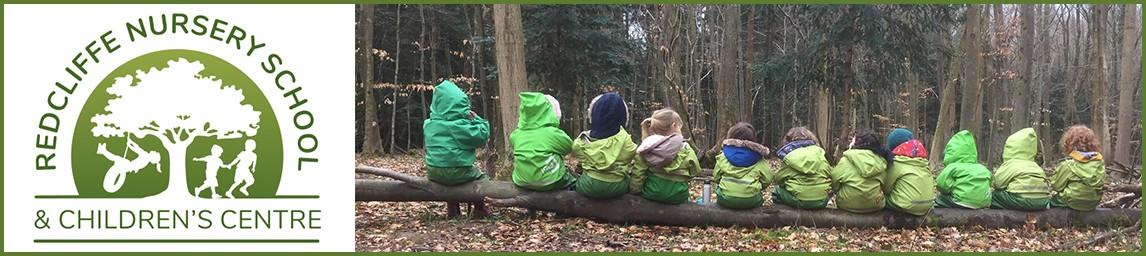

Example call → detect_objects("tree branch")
355 165 433 191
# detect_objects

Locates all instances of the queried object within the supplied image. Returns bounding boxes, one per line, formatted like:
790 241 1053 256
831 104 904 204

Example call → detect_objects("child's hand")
468 111 477 120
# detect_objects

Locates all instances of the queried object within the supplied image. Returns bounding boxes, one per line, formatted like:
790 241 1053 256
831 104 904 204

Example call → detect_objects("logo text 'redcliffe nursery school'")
4 6 353 251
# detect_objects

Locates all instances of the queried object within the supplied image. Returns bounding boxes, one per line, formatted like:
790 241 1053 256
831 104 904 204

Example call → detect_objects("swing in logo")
4 5 353 252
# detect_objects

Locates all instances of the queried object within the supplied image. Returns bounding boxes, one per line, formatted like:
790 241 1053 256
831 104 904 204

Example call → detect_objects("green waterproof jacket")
510 92 573 191
713 154 773 199
886 156 935 216
1051 152 1106 211
830 149 888 213
993 128 1051 199
629 136 701 195
572 129 637 183
423 81 490 169
775 145 833 202
936 130 992 209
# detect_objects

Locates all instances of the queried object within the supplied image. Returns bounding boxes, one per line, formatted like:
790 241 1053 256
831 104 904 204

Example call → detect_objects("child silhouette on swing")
97 137 162 193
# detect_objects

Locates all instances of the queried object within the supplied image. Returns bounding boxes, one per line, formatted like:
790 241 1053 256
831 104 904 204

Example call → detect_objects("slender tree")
1114 4 1139 167
493 4 528 159
360 5 384 154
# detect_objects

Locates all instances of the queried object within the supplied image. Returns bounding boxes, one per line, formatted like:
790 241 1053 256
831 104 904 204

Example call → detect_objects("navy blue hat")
588 93 628 139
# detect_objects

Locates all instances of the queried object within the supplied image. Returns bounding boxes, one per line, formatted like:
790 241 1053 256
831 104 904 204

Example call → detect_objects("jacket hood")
517 92 561 130
638 134 684 168
943 130 979 165
1003 128 1038 161
588 93 628 139
722 139 770 167
429 81 472 120
841 149 888 178
777 140 816 159
1069 151 1103 163
891 139 928 159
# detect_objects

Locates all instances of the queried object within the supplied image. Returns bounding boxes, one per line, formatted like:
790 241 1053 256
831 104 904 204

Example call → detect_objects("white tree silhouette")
92 58 261 198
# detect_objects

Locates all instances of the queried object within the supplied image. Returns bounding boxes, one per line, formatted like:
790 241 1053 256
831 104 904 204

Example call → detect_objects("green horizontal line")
34 239 319 243
34 195 320 199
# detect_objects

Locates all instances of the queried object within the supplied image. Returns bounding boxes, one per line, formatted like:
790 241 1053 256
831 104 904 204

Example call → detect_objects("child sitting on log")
1049 125 1106 211
830 129 890 213
935 130 992 209
991 128 1051 211
712 122 772 209
629 108 701 204
571 93 637 199
773 127 832 210
422 80 491 218
884 128 935 216
510 92 576 191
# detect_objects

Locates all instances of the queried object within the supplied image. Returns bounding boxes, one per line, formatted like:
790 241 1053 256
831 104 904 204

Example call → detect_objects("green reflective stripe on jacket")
423 81 490 169
830 149 887 213
993 128 1050 199
572 129 637 183
775 145 832 202
885 156 935 216
510 92 574 191
935 130 992 209
1050 158 1105 211
713 153 772 199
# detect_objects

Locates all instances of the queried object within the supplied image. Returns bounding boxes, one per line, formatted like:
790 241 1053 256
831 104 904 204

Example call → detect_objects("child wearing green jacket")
571 93 636 199
510 92 576 191
630 109 701 205
935 130 992 209
830 129 889 213
423 80 491 217
1049 125 1106 211
991 128 1051 211
884 128 935 216
712 122 772 209
773 127 832 210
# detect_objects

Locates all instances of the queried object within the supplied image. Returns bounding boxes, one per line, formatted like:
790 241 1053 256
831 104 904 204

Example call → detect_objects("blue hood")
721 139 771 167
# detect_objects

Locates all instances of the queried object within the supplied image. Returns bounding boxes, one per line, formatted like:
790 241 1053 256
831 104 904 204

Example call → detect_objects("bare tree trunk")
360 4 385 154
1036 4 1054 167
1015 5 1034 133
493 4 528 159
816 87 831 144
930 14 970 170
1114 4 1139 172
715 4 742 149
1089 5 1109 155
959 5 983 163
388 5 402 153
836 46 855 160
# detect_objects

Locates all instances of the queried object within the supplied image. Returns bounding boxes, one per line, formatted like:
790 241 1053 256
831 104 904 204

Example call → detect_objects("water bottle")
700 180 712 206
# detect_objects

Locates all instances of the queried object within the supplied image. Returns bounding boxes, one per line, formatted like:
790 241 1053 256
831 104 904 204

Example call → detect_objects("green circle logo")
71 49 283 199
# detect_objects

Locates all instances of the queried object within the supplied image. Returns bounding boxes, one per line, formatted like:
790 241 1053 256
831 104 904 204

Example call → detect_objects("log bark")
357 167 1141 229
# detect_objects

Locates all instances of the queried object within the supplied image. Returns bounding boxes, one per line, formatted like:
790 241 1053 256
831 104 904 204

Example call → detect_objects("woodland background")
355 4 1142 184
353 4 1143 252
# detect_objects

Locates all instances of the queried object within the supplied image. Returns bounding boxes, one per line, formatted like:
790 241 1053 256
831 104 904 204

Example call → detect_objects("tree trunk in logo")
158 140 191 198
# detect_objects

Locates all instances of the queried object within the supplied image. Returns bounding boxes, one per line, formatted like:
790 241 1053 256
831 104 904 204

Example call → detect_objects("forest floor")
355 154 1142 252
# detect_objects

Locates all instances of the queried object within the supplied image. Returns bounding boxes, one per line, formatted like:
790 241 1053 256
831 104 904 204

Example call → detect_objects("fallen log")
1105 183 1142 194
356 166 1141 229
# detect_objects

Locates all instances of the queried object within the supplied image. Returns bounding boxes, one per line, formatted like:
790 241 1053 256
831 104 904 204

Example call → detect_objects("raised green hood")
943 130 979 166
1003 128 1038 162
517 92 559 130
429 80 472 121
